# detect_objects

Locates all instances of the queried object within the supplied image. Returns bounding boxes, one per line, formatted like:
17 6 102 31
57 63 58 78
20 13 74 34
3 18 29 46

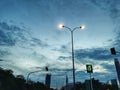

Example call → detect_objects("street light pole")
59 24 85 90
71 30 76 90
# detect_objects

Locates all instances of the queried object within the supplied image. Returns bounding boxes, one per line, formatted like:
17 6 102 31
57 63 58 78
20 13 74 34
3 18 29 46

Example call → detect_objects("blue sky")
0 0 120 88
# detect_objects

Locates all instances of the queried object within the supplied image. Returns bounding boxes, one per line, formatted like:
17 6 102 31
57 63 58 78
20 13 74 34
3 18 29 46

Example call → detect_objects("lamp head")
59 24 64 29
80 25 85 30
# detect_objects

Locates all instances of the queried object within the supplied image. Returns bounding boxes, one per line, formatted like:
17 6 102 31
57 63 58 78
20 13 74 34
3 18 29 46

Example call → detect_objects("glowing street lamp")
80 25 85 30
58 24 85 90
58 24 64 29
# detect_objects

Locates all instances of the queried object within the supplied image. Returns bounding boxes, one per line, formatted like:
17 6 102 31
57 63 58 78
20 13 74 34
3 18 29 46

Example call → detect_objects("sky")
0 0 120 88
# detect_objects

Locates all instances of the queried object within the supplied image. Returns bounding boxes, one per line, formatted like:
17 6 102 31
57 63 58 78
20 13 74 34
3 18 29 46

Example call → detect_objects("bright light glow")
80 25 85 30
58 24 64 29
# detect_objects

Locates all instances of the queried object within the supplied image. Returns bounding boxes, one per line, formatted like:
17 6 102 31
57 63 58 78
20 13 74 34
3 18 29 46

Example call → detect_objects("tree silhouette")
0 67 51 90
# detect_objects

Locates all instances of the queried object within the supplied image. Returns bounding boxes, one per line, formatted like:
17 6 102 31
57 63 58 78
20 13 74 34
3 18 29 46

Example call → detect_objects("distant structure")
85 78 105 90
45 74 51 88
114 58 120 85
66 74 68 86
111 79 118 87
85 80 91 90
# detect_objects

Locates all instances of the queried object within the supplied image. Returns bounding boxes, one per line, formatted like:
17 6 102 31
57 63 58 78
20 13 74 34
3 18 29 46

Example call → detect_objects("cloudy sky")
0 0 120 87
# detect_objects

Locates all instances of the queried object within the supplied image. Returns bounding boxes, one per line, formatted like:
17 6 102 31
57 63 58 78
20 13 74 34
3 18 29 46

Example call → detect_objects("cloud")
0 21 49 48
0 50 10 57
0 21 32 47
112 30 120 49
87 0 120 53
102 64 115 72
88 0 120 23
55 45 117 78
57 46 112 61
0 21 53 75
75 48 112 61
30 38 49 47
58 56 70 60
0 0 119 83
92 72 117 82
84 0 120 51
0 22 16 46
0 59 4 61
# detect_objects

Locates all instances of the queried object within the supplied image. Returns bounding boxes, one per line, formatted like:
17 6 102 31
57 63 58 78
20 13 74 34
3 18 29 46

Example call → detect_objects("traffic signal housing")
45 66 48 71
86 64 93 73
110 47 116 55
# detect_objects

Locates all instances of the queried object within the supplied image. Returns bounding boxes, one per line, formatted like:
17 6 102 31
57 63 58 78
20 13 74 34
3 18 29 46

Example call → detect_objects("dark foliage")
0 67 52 90
0 67 119 90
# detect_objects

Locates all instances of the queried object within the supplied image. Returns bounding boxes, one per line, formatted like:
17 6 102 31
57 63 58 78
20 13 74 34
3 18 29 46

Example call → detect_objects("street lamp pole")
59 24 85 90
71 30 75 90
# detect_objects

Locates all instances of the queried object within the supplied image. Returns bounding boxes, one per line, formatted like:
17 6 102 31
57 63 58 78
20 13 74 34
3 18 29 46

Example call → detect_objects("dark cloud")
92 72 116 82
88 0 120 23
30 38 49 47
57 47 113 61
102 64 115 72
49 68 73 75
0 59 4 61
0 22 30 46
57 45 113 61
86 0 120 53
113 30 120 49
0 50 10 57
75 48 112 61
0 21 49 47
58 56 71 60
0 21 50 58
0 22 16 46
55 45 70 52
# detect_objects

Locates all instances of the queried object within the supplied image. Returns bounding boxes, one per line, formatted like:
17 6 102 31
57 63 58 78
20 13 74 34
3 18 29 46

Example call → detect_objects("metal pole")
90 73 93 90
26 70 43 90
71 31 75 90
26 73 31 84
63 26 81 90
66 73 68 90
26 72 31 90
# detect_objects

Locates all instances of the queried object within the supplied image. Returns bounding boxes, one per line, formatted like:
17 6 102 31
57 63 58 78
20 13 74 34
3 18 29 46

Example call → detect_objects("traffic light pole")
110 47 120 55
86 64 93 90
110 48 120 86
90 73 93 90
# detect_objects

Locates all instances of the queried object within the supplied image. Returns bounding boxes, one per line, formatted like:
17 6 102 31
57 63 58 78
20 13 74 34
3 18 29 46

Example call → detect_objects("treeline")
0 67 52 90
0 67 119 90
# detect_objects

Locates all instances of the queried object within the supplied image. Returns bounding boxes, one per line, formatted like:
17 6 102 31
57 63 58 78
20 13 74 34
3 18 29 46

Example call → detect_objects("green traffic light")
86 64 93 73
87 65 92 71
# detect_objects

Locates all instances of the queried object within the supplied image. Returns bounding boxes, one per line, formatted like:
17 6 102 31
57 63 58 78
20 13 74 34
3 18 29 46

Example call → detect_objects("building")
114 58 120 85
45 74 51 88
111 79 118 89
85 80 91 90
85 78 104 90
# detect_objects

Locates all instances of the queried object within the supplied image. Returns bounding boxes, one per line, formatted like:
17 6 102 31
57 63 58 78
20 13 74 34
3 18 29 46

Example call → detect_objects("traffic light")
86 64 93 73
110 48 116 55
45 66 48 71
